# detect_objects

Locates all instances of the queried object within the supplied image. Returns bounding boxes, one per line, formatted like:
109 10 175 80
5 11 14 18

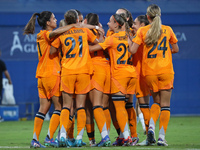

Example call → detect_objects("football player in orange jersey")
90 13 138 146
106 8 138 146
116 8 139 145
128 4 179 146
57 11 105 147
50 9 102 147
57 10 87 147
83 13 111 147
132 15 153 146
24 11 79 148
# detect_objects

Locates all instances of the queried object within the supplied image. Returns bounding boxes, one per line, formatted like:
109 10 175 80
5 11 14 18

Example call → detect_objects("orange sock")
93 106 108 138
159 107 170 135
140 104 150 134
103 107 111 134
60 107 70 137
48 110 60 139
126 103 137 137
77 107 86 140
113 99 129 139
67 116 75 139
149 103 160 130
33 112 45 141
86 123 95 140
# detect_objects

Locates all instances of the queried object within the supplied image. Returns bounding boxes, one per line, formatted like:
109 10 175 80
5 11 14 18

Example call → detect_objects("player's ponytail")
118 13 132 37
24 11 52 34
145 4 162 46
118 8 134 28
23 13 40 34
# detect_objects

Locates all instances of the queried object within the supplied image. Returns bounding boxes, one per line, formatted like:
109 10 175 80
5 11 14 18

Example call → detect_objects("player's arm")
81 23 105 36
98 28 105 43
50 46 58 55
128 36 139 54
89 44 103 52
49 24 77 38
4 70 12 84
169 27 179 54
171 43 179 54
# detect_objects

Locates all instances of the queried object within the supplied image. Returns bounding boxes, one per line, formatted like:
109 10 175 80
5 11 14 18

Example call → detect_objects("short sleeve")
106 30 114 37
85 28 97 43
51 36 61 48
44 31 55 42
98 36 113 50
169 27 178 44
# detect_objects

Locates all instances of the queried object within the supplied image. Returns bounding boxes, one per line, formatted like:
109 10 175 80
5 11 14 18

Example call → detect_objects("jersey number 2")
117 43 132 64
65 36 83 58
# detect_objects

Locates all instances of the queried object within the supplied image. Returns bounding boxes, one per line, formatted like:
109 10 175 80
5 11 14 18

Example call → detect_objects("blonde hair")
59 19 67 27
145 4 162 46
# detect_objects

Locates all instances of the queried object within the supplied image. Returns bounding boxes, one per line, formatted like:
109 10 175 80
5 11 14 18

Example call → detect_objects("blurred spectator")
0 49 12 104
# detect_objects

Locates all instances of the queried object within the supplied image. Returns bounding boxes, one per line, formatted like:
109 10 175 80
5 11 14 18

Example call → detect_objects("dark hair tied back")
37 11 52 29
35 13 40 17
119 13 127 23
23 11 52 35
85 13 99 26
119 8 134 28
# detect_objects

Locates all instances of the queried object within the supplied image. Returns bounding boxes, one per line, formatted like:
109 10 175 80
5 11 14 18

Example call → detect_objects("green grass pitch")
0 116 200 149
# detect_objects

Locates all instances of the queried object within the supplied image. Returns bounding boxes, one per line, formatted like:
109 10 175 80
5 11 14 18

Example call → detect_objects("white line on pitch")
0 146 30 149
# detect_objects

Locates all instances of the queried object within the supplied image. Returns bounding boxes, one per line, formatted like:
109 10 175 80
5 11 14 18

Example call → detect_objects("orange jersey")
106 28 133 37
36 30 61 78
99 31 137 78
106 29 114 37
52 27 97 75
133 25 178 76
132 44 144 76
90 29 109 64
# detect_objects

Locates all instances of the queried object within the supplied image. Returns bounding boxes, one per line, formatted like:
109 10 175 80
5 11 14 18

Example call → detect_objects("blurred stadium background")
0 0 200 120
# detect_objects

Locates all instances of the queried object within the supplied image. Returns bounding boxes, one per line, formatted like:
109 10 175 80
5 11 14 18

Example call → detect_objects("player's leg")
126 94 138 145
75 94 87 146
31 78 51 148
90 89 110 147
112 93 132 146
157 74 174 146
85 97 96 146
74 73 91 147
145 75 160 145
157 89 171 146
102 94 111 135
44 96 62 147
136 100 146 134
31 98 51 148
